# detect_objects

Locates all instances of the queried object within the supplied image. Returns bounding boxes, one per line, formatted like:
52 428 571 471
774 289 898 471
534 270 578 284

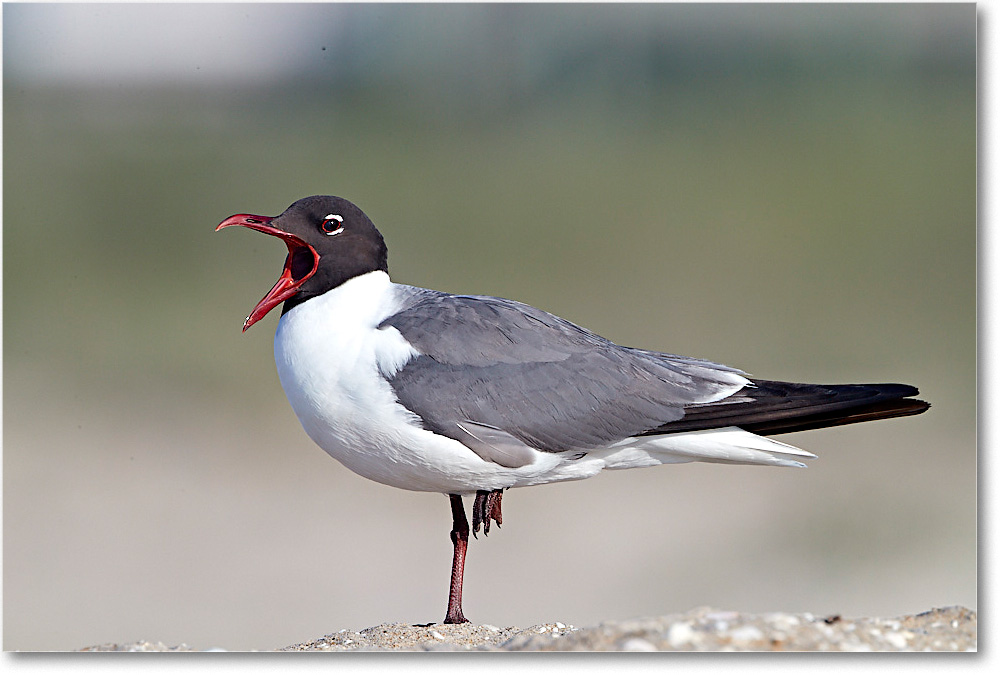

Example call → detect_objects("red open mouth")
216 213 320 331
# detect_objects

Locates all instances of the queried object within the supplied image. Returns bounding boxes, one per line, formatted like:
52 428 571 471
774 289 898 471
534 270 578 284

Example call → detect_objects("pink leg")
444 494 470 624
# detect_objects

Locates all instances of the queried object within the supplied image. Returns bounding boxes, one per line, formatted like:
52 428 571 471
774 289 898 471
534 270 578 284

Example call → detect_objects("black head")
217 196 388 331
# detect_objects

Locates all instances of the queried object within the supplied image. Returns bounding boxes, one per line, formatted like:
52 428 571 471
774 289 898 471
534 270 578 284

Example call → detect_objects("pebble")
842 641 873 652
729 625 764 644
767 613 800 631
884 632 909 649
620 637 658 652
667 621 696 648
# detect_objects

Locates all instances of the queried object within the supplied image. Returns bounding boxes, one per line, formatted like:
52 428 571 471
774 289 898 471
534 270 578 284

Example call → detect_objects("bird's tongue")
243 246 317 331
216 214 320 331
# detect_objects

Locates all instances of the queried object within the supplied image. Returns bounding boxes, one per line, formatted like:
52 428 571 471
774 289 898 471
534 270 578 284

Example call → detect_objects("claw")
473 489 503 536
472 492 484 537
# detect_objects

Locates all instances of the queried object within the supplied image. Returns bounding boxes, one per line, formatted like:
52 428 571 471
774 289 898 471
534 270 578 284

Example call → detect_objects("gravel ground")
79 605 975 652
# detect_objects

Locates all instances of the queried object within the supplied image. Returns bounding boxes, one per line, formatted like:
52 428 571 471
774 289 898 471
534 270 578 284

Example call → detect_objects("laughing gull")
217 195 929 625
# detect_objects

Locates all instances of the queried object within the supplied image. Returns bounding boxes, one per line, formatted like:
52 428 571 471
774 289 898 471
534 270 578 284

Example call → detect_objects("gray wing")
379 289 748 459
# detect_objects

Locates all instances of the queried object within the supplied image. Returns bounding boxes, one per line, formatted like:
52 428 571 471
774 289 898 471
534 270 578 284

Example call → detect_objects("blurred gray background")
3 3 975 651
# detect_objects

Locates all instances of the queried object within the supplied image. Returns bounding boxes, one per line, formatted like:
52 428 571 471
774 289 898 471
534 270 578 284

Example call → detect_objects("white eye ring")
322 214 345 236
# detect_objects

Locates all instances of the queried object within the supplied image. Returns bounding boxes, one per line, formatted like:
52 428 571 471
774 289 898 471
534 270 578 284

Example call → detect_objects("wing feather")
380 289 749 453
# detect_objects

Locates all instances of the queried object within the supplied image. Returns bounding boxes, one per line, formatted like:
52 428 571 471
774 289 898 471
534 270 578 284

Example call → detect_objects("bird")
217 195 929 625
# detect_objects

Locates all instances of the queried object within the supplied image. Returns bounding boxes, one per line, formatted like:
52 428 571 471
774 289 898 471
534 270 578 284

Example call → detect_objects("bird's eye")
321 214 345 236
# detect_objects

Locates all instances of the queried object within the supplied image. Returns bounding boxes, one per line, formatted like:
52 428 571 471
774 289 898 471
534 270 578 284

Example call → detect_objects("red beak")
216 213 320 332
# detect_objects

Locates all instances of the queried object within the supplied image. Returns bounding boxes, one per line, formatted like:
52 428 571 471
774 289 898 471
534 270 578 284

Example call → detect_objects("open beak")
216 213 320 332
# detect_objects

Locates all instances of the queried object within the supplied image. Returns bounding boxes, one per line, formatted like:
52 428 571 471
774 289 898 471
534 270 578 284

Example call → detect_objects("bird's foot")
443 609 470 624
472 488 503 537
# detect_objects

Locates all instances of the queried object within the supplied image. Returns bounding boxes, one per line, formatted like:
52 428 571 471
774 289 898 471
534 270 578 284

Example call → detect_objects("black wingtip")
871 382 921 399
737 383 930 436
742 395 930 436
652 380 930 437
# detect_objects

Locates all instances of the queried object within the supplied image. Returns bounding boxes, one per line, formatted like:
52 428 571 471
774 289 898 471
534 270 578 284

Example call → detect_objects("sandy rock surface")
79 605 975 652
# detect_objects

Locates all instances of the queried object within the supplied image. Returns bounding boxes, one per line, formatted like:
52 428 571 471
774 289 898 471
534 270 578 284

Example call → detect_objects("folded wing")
380 289 750 454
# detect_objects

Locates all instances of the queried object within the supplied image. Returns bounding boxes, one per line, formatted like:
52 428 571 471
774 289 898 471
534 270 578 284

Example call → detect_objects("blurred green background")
3 3 975 651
